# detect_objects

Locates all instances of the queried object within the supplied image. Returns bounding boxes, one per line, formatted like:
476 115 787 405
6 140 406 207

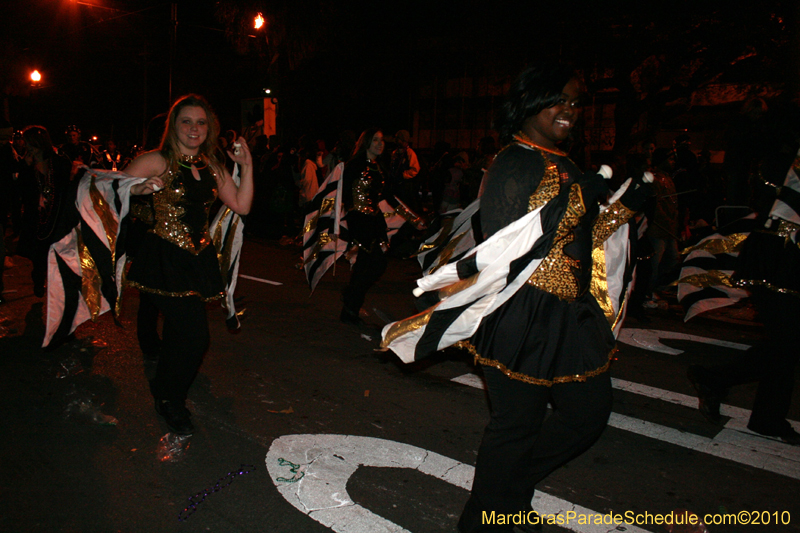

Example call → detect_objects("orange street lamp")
30 70 42 84
254 13 265 30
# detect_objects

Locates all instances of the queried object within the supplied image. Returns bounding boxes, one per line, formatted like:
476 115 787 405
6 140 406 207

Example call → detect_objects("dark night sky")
3 1 242 144
3 0 473 145
2 1 795 149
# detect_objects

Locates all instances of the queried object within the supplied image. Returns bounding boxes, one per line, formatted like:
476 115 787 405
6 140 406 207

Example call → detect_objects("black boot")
340 306 364 326
687 365 726 424
155 399 194 435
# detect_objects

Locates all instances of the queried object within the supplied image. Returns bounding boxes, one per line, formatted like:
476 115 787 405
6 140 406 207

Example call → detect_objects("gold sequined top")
150 164 219 255
526 180 586 300
592 201 635 247
525 149 634 301
351 160 385 216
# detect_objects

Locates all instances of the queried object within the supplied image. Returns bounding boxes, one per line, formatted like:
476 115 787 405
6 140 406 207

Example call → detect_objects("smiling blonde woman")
123 94 254 435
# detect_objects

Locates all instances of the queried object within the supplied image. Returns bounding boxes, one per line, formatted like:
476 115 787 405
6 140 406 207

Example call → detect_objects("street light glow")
31 70 42 83
254 13 265 30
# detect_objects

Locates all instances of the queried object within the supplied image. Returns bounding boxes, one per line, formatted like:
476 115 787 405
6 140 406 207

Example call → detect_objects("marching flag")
675 214 756 321
768 152 800 232
212 164 245 330
676 150 800 321
381 201 552 362
302 163 425 293
594 178 638 337
44 168 145 347
381 196 423 242
416 200 481 275
302 163 349 293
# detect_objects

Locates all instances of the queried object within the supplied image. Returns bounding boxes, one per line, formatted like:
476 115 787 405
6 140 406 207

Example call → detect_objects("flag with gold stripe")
44 168 145 346
416 200 481 275
211 164 245 330
302 163 350 293
676 214 756 321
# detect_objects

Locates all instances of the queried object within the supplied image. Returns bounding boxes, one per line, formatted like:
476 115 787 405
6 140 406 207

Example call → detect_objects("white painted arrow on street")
616 328 750 355
267 434 655 533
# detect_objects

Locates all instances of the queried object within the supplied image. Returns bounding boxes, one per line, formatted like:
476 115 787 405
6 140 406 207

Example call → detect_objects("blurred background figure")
643 147 679 306
100 139 122 170
20 125 74 297
439 151 469 213
59 125 97 174
390 129 420 210
0 121 14 299
296 135 320 209
464 135 498 204
688 101 800 447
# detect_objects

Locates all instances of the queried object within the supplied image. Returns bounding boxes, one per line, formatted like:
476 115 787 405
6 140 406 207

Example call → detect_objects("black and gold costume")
126 162 225 407
690 141 800 443
340 157 392 322
127 164 225 300
467 138 633 385
458 137 642 533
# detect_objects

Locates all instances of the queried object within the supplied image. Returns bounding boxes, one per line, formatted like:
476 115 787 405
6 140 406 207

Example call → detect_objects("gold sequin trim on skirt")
455 340 615 387
126 280 225 302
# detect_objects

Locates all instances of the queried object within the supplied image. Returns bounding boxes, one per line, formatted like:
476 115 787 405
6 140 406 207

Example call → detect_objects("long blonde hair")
159 94 224 177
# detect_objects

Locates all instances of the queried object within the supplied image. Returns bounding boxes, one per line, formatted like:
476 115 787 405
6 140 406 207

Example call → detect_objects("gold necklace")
178 153 208 170
513 133 567 157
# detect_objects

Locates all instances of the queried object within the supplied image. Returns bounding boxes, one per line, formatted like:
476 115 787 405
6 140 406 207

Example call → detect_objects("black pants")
458 368 613 533
137 292 161 356
0 219 5 295
30 241 49 295
145 292 210 404
702 290 800 435
342 244 387 315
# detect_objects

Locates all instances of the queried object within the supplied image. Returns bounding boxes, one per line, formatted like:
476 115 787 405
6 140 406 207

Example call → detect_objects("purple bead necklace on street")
178 464 256 521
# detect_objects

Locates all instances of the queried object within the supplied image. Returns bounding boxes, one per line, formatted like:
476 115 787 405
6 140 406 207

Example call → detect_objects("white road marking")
616 328 750 355
608 413 800 479
450 373 484 389
266 328 797 531
451 372 800 479
267 434 655 533
611 378 752 418
239 274 283 286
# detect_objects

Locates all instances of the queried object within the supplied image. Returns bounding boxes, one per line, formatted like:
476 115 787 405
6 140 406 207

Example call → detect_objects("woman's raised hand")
228 137 253 167
131 176 164 196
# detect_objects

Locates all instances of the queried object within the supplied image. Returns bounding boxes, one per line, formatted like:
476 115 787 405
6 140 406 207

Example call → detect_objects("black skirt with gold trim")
469 285 615 386
126 233 225 301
